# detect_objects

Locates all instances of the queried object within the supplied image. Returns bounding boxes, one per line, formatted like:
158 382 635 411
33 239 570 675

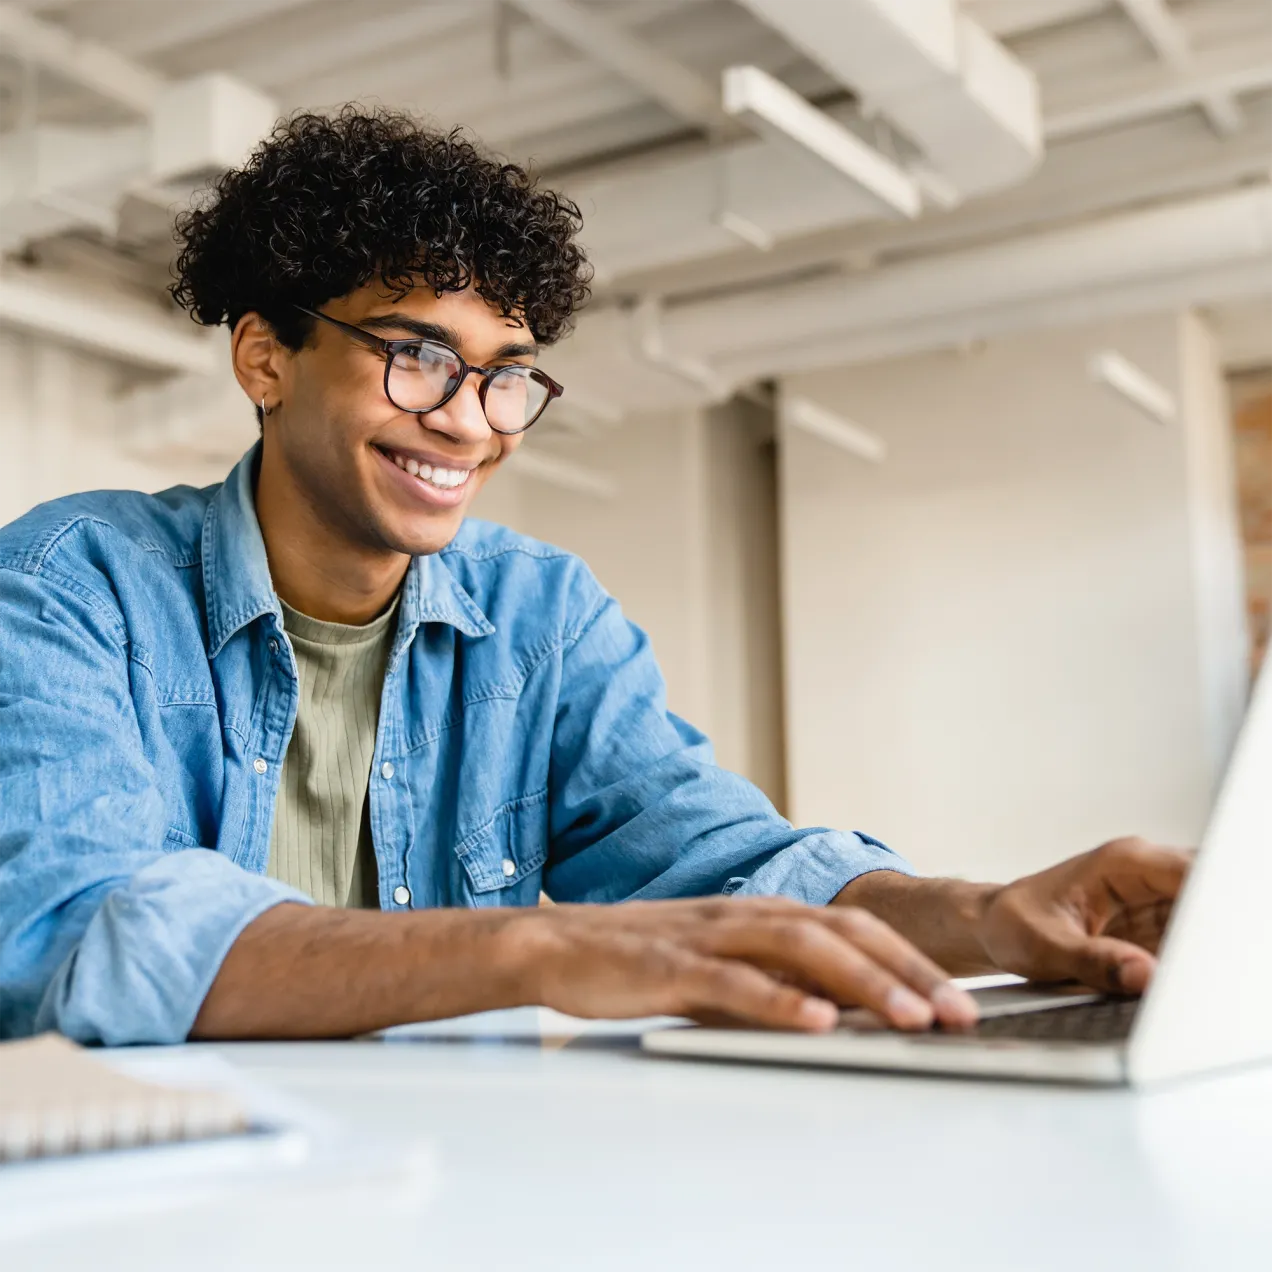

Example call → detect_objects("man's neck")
255 450 407 626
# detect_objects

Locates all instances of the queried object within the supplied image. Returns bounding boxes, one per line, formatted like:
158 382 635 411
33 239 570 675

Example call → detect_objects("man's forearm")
191 903 538 1039
834 871 1001 975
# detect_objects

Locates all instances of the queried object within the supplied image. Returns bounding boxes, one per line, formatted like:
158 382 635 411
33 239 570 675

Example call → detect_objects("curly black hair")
170 107 592 356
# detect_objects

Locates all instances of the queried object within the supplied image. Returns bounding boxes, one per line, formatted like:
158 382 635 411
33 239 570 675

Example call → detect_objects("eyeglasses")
296 305 564 435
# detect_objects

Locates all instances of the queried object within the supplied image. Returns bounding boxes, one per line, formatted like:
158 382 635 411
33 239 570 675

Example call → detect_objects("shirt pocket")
454 790 549 907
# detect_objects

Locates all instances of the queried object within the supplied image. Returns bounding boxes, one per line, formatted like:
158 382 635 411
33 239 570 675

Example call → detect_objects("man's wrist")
833 870 1003 974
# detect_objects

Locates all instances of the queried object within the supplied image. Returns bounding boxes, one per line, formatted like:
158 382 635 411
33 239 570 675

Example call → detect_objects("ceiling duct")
732 0 1043 198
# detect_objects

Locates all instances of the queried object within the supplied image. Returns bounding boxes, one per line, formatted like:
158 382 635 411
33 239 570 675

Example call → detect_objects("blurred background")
1 0 1270 882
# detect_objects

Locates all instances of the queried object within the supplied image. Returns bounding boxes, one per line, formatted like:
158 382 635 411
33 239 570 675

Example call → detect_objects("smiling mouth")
375 444 475 493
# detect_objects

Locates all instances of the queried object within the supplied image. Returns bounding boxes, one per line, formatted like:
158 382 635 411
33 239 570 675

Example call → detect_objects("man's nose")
420 373 492 443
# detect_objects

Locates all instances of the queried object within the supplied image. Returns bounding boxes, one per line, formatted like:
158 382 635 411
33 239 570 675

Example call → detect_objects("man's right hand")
194 893 979 1039
511 897 979 1032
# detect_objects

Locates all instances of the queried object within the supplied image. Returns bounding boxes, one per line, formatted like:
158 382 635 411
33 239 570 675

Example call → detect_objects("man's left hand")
977 837 1193 993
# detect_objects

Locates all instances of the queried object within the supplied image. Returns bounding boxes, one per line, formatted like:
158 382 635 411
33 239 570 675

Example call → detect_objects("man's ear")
230 313 287 418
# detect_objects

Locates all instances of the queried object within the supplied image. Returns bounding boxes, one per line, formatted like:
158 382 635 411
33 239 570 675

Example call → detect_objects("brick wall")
1231 371 1272 676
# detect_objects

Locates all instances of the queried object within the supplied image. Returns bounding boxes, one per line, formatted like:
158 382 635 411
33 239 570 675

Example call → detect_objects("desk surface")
9 1008 1272 1271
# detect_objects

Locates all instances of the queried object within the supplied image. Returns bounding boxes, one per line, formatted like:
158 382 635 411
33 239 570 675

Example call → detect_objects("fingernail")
797 998 839 1032
886 986 934 1029
932 983 979 1025
1118 960 1151 994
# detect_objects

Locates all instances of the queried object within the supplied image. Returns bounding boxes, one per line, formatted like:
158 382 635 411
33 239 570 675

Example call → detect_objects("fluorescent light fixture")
722 65 922 220
785 395 887 463
1088 350 1177 424
514 450 617 499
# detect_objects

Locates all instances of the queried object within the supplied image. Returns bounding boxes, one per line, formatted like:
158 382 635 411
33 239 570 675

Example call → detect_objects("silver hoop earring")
260 397 270 417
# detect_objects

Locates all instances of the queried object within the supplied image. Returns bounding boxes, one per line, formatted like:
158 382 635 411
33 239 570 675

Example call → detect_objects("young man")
0 109 1186 1045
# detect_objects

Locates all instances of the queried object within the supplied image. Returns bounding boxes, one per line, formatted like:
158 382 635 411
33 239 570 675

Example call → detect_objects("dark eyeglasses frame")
295 305 563 435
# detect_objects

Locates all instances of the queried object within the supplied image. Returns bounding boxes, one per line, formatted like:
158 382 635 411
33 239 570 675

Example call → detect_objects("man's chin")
380 514 466 559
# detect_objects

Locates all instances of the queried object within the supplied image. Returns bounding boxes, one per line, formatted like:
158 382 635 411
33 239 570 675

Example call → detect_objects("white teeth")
386 448 471 490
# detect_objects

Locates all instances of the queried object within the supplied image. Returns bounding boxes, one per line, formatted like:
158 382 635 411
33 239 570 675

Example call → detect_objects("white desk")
8 1008 1272 1271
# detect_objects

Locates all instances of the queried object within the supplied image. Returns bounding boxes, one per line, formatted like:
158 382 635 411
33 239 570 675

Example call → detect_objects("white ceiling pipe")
732 0 1042 197
709 258 1272 387
664 185 1272 359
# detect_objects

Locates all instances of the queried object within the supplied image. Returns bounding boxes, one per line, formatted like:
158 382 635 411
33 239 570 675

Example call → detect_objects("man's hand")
194 894 980 1040
977 837 1192 993
836 837 1193 995
514 897 979 1033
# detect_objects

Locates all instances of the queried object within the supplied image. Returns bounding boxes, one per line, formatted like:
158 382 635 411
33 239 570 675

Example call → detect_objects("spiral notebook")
0 1033 249 1162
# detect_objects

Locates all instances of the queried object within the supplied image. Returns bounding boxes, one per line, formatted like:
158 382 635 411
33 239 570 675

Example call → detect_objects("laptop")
642 657 1272 1087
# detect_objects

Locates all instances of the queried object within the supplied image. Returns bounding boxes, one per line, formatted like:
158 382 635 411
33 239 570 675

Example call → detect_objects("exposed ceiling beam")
1114 0 1244 135
502 0 730 131
105 0 326 58
0 267 218 374
967 0 1109 39
658 183 1272 371
732 0 1042 197
1046 37 1272 139
722 66 922 219
0 2 164 114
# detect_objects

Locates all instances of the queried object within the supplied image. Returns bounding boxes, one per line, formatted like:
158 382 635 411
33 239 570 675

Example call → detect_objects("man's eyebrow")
360 315 538 361
360 314 464 346
492 340 538 361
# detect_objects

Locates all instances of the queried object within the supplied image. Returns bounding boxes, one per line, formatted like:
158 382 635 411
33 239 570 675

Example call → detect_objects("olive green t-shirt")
266 596 399 908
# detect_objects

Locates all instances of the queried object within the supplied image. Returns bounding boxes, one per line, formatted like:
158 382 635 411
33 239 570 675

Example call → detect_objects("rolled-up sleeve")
0 566 308 1044
544 579 912 906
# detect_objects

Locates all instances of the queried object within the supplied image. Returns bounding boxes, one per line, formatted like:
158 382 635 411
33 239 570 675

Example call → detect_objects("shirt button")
501 858 516 878
268 638 279 654
380 761 395 780
392 885 411 906
253 757 268 775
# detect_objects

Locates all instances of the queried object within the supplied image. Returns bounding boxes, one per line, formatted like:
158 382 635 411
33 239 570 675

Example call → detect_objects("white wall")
778 311 1247 882
503 402 787 809
0 332 229 529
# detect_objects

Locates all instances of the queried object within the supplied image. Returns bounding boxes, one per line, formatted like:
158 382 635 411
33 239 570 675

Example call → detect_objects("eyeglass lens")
386 343 549 433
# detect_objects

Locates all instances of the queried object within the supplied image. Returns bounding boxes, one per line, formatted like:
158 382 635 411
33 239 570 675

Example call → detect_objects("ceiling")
2 0 1271 444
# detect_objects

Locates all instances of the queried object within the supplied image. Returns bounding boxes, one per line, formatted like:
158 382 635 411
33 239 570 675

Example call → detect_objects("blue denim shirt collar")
201 444 495 657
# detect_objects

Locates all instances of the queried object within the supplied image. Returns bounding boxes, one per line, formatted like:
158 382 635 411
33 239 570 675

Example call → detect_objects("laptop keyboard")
962 996 1140 1044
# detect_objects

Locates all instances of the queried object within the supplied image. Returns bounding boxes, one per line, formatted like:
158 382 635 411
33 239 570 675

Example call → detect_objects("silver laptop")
642 656 1272 1087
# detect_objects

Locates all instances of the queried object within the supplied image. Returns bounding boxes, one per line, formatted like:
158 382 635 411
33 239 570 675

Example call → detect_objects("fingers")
1090 839 1193 905
823 908 979 1028
703 910 976 1031
672 953 839 1032
1035 930 1157 995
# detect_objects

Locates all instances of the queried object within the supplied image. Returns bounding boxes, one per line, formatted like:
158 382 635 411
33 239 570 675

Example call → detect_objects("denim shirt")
0 447 910 1044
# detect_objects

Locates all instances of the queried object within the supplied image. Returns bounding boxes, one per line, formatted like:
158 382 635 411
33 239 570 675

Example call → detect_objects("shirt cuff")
724 830 915 907
35 851 314 1045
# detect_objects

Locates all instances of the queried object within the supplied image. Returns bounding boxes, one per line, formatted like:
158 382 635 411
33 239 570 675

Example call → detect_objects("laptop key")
962 997 1140 1044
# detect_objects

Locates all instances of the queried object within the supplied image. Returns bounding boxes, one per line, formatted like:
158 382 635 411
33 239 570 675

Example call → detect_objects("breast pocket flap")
454 791 549 895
